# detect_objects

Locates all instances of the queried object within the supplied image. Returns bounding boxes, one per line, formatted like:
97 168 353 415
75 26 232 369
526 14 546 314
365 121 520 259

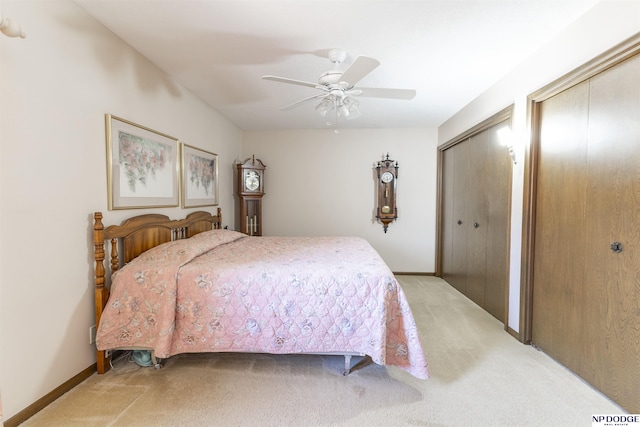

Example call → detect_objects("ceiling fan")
262 48 416 121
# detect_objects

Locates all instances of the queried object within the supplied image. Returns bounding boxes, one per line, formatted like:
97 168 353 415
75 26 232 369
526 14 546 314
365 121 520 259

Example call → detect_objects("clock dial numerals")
245 171 260 191
381 171 394 183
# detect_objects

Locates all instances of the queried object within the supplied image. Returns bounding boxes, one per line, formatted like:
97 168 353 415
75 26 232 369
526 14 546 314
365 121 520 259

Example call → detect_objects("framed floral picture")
181 143 218 208
106 114 179 210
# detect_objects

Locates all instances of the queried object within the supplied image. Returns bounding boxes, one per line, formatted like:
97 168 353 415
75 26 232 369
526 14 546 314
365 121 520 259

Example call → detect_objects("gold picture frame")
106 114 179 210
181 143 219 208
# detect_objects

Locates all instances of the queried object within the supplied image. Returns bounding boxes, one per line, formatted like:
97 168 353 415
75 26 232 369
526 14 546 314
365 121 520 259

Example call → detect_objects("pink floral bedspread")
97 230 429 379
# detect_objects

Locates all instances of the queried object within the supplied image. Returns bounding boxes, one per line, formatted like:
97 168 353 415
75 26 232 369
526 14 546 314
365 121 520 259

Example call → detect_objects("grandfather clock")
375 153 398 233
237 156 266 236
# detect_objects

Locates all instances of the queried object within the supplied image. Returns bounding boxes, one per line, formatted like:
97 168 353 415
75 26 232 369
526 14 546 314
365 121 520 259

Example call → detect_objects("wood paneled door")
440 115 512 323
441 140 469 295
531 50 640 412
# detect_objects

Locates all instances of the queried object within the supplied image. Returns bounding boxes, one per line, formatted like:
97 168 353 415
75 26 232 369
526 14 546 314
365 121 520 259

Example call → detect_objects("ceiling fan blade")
357 87 416 100
280 94 328 111
339 56 380 87
262 75 319 89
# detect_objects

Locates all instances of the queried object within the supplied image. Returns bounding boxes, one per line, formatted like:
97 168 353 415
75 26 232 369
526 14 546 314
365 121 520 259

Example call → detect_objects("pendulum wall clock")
375 153 398 233
237 156 266 236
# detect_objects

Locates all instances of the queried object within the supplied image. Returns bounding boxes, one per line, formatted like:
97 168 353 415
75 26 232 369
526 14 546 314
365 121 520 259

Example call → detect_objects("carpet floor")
21 276 622 426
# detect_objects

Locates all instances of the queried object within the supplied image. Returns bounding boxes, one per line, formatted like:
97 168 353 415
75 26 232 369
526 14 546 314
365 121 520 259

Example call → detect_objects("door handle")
610 242 623 253
473 222 480 229
457 220 463 225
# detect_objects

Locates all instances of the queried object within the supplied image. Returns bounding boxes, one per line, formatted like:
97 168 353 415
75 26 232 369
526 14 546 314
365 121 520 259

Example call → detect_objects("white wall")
0 0 242 420
243 128 438 273
438 0 640 333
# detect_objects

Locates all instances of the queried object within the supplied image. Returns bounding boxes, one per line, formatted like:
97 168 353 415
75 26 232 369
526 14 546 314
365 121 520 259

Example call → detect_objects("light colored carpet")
22 276 622 426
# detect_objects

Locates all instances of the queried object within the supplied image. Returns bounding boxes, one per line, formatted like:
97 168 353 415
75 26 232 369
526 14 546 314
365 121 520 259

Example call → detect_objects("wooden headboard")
92 208 222 373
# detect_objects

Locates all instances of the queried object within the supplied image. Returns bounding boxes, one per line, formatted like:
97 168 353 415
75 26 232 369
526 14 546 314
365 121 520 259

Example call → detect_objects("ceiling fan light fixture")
316 97 334 117
265 49 415 123
347 107 361 120
343 96 361 120
337 103 350 118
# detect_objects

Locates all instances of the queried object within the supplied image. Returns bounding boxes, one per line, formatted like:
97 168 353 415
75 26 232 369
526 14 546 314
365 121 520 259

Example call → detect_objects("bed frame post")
92 209 222 374
94 212 111 374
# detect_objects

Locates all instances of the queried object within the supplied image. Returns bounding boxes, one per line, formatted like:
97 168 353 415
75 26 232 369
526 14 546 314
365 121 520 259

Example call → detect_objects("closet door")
484 125 510 320
582 53 640 411
442 141 469 294
440 121 510 323
532 80 590 374
441 142 457 290
532 52 640 412
465 131 489 308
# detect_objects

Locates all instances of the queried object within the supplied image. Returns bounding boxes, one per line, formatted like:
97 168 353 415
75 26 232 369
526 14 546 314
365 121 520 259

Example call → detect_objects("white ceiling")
73 0 599 131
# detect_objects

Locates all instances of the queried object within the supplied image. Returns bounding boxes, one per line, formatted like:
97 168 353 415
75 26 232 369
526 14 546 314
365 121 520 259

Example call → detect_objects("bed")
93 209 428 379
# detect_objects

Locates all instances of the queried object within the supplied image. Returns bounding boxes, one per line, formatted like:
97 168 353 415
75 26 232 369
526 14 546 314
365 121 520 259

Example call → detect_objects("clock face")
381 171 394 184
245 171 260 191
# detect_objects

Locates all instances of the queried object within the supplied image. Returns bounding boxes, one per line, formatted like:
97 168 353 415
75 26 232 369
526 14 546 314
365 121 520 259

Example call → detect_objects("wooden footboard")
93 209 222 374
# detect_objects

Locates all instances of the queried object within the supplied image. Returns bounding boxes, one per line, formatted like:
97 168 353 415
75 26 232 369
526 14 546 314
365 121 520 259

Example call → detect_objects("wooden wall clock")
236 156 266 235
375 153 398 233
